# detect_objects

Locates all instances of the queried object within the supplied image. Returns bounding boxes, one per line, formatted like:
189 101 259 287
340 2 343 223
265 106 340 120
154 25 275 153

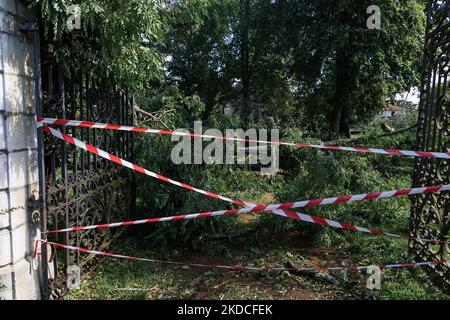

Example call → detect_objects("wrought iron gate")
410 0 450 290
39 55 135 299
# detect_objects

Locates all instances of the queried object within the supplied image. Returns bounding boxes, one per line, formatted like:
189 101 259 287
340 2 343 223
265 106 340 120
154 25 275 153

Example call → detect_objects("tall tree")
162 0 241 120
161 0 425 137
287 0 425 139
32 0 165 90
240 0 251 125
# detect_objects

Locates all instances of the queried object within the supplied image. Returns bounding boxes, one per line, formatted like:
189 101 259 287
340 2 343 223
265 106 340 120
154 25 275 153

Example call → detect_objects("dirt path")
65 223 374 300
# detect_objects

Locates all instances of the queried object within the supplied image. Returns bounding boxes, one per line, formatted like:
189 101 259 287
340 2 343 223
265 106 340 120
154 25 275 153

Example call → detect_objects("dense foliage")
32 0 425 135
31 0 449 298
31 0 428 249
161 0 425 138
31 0 164 89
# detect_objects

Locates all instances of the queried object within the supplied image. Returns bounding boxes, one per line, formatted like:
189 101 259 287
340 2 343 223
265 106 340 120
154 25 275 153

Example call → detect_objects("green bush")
258 122 415 246
133 86 281 251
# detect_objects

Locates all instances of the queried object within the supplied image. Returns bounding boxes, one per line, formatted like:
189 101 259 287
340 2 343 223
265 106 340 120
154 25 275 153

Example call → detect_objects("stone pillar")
0 0 41 300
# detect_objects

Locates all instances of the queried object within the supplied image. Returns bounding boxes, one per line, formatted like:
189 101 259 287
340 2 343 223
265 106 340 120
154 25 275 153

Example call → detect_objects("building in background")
381 103 405 118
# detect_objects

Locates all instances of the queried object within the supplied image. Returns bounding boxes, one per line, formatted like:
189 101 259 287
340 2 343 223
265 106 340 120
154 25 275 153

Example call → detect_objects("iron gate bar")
39 56 135 298
410 0 450 291
29 22 49 300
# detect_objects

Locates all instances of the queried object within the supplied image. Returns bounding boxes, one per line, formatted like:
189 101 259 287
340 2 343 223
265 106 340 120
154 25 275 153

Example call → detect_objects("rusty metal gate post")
20 20 50 300
410 0 450 290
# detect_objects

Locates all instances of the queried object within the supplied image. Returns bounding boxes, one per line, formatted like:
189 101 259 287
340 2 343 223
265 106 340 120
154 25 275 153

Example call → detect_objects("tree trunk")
339 104 351 139
240 0 250 126
328 39 354 140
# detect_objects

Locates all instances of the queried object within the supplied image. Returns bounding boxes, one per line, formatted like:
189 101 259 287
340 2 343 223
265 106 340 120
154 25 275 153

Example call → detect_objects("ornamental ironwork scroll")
40 57 135 299
410 0 450 290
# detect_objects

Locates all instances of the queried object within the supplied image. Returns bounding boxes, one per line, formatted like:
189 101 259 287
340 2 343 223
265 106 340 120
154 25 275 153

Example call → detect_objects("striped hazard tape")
42 124 450 245
35 119 450 283
47 204 449 245
41 240 450 273
41 125 249 207
40 124 301 227
41 124 450 214
37 117 450 159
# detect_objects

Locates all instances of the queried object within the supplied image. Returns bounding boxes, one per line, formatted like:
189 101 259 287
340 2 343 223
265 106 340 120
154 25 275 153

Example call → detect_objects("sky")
396 87 421 105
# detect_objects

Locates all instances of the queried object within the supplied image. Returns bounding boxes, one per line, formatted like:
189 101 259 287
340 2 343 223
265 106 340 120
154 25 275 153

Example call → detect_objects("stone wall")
0 0 41 300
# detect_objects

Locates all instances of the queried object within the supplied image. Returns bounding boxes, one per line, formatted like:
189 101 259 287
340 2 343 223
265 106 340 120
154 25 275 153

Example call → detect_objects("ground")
64 217 450 300
65 230 343 300
63 188 450 301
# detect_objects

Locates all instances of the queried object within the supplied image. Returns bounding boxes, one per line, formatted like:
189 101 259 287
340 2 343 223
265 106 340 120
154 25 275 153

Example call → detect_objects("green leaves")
31 0 165 90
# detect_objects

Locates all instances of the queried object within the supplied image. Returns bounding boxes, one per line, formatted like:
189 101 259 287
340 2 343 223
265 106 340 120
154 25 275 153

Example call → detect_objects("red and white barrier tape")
42 124 450 245
41 124 450 214
47 205 449 245
41 240 449 273
40 125 299 223
36 120 450 279
37 117 450 160
41 125 249 207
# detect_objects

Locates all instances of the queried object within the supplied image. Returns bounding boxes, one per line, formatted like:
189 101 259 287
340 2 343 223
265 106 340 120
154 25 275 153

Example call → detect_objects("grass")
65 126 450 300
65 221 450 300
333 233 450 300
66 227 336 300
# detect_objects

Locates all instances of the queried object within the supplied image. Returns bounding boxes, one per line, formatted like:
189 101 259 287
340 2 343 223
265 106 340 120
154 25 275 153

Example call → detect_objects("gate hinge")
28 191 44 223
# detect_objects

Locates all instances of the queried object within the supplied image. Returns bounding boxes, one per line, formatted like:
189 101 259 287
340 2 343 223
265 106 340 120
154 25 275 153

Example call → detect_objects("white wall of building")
0 0 41 300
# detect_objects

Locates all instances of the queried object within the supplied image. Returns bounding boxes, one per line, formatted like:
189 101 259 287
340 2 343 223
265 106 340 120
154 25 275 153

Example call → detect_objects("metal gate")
410 0 450 290
38 54 136 299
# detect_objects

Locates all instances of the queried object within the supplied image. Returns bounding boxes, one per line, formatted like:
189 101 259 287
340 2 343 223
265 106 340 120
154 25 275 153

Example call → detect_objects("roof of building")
385 103 403 112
